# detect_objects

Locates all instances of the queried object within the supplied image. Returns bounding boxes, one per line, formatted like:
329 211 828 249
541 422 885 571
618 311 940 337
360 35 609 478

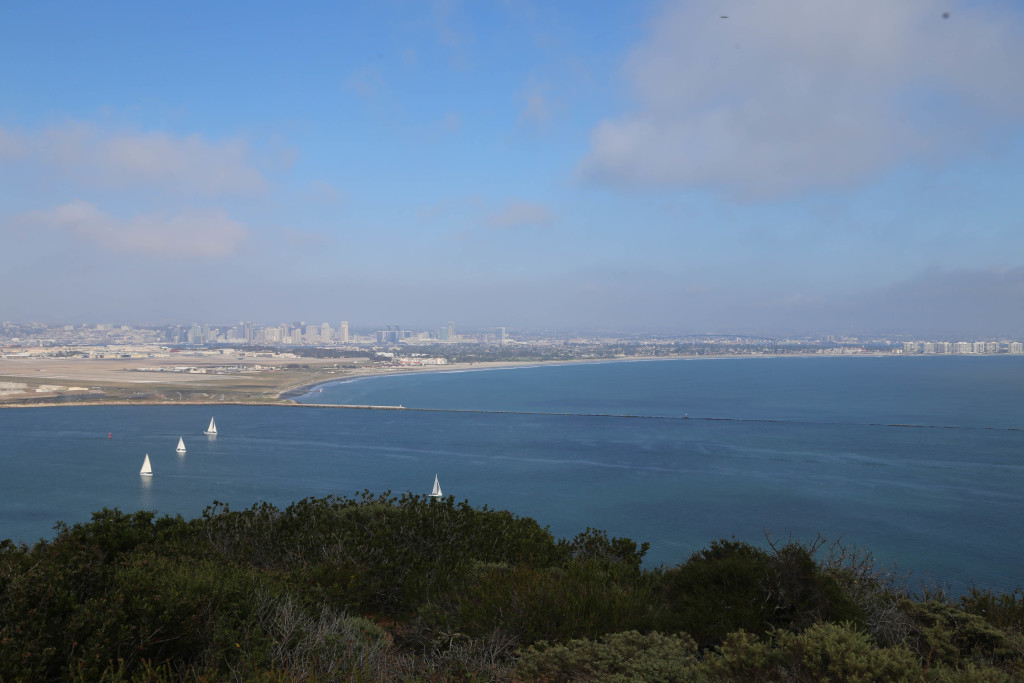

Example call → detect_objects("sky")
2 0 1023 337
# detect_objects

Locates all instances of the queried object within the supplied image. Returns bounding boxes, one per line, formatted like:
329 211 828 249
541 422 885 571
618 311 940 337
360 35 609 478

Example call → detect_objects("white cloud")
344 66 386 99
21 200 248 257
580 1 1024 199
521 81 552 125
0 122 267 195
486 201 554 229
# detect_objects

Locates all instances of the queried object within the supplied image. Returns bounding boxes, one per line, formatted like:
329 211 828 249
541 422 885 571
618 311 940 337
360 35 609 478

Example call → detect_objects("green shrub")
703 622 923 682
901 599 1024 675
516 630 700 682
440 559 658 646
959 588 1024 633
657 539 863 647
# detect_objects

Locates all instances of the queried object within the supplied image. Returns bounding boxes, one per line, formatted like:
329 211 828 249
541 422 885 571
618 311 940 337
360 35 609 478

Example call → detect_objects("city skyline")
2 2 1024 337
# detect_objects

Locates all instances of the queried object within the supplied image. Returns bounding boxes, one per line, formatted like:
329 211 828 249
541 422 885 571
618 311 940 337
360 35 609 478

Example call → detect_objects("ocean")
1 355 1021 594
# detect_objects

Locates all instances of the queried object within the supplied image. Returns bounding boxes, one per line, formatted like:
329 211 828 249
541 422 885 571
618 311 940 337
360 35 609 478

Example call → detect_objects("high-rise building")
448 321 455 341
498 327 507 345
340 321 349 343
321 322 332 342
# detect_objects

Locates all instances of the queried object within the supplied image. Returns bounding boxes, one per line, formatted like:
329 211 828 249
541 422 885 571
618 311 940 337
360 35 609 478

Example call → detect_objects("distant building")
340 321 349 343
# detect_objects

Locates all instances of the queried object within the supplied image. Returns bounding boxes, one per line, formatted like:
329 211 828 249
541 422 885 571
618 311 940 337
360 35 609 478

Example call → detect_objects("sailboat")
176 436 186 453
140 454 153 477
429 474 443 499
204 417 217 437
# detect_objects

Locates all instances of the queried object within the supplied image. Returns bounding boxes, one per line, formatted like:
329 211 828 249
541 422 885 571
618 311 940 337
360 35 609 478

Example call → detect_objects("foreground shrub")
3 496 1023 681
657 539 863 647
704 622 923 682
201 492 565 614
436 560 657 646
516 630 700 682
901 599 1024 676
959 587 1024 633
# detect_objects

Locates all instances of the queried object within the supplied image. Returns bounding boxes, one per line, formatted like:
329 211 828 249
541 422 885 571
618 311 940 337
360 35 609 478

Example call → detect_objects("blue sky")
2 1 1023 336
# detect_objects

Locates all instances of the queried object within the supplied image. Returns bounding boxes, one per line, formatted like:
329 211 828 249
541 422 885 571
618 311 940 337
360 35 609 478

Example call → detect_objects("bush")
441 560 657 646
657 539 863 647
516 630 700 682
704 622 923 682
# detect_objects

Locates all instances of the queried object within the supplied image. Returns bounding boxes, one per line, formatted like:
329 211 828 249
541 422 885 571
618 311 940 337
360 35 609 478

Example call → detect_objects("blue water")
1 356 1022 594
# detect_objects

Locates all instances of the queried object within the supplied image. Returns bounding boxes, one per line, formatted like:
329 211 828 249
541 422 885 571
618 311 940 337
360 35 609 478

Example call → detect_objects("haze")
2 1 1023 337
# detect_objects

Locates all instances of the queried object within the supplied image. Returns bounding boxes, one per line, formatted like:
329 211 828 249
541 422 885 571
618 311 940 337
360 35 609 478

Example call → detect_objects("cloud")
344 66 386 99
580 1 1024 199
486 201 554 229
725 266 1024 337
0 126 23 158
304 180 346 204
521 81 552 125
849 266 1024 337
21 200 248 257
0 122 267 195
280 226 331 250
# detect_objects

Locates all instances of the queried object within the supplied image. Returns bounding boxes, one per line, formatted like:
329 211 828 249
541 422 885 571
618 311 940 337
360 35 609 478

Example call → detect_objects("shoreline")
0 352 981 409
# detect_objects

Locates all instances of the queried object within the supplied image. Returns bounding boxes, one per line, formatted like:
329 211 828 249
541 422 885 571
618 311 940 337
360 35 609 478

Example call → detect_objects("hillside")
1 494 1020 681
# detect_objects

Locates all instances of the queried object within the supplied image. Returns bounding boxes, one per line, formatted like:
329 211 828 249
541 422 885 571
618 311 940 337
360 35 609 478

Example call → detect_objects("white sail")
176 436 186 453
140 454 153 476
429 474 442 498
204 417 217 436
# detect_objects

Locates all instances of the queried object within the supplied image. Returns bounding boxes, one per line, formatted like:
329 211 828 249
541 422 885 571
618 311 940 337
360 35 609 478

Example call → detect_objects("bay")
1 356 1022 595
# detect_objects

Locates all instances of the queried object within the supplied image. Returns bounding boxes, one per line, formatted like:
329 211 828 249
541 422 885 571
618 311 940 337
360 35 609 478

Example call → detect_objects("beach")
0 354 615 407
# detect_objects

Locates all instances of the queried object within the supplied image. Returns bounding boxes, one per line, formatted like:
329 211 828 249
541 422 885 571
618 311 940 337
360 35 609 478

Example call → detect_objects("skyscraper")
340 321 349 343
448 321 455 341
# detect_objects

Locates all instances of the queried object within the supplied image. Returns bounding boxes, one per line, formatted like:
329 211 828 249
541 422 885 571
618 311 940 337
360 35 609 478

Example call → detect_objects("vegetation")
0 495 1021 681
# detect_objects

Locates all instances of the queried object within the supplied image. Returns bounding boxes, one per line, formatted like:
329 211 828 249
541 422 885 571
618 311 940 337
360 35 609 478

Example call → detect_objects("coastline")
278 351 922 400
0 352 940 409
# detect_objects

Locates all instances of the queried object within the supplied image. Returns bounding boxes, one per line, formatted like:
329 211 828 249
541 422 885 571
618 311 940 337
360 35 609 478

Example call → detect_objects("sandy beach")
0 352 896 408
0 354 605 407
